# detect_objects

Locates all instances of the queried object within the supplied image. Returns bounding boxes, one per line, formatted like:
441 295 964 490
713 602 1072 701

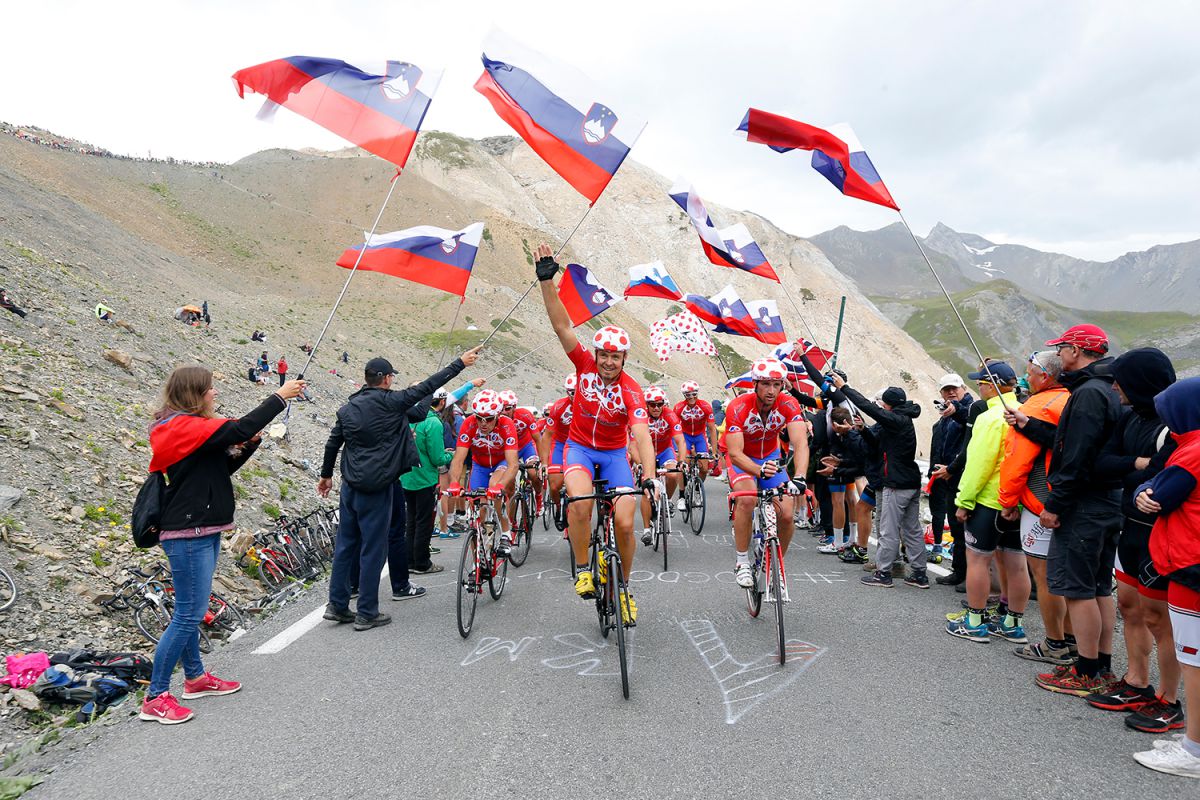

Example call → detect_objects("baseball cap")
433 388 449 400
1045 324 1109 352
881 387 907 405
937 373 966 390
364 357 395 378
967 361 1017 383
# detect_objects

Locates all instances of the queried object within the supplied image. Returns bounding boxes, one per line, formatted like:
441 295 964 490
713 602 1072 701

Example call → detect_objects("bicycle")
453 489 510 639
0 565 16 612
540 473 555 531
728 484 794 666
564 479 643 699
680 453 709 534
508 459 540 568
650 467 683 571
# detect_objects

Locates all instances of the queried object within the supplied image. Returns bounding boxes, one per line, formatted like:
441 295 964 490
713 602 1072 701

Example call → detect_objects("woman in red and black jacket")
139 365 304 725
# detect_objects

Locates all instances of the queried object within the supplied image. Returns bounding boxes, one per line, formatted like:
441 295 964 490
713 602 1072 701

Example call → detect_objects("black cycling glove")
536 255 560 282
640 478 657 492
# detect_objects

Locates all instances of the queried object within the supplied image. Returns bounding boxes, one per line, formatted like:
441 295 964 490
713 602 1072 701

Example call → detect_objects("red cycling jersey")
647 408 683 455
567 343 648 449
457 415 518 468
506 407 538 449
673 398 714 436
723 392 806 459
545 396 573 444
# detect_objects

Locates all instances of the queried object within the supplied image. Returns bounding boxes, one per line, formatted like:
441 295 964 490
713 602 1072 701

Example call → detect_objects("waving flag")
685 286 757 337
233 57 441 169
336 223 483 296
558 263 620 326
625 261 682 301
668 179 779 282
475 29 646 204
737 109 898 210
785 337 836 374
740 299 787 345
649 310 717 362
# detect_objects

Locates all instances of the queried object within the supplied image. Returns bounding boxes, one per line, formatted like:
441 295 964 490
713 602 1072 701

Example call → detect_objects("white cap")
433 388 449 400
937 373 966 390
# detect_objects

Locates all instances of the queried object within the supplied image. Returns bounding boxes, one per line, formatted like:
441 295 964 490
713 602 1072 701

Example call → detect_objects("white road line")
253 566 389 655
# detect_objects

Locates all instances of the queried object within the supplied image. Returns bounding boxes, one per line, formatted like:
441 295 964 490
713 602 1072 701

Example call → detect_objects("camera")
934 400 948 412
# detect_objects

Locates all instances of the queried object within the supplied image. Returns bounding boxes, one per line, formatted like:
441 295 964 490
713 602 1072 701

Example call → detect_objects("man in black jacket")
1033 325 1124 696
831 374 926 588
928 374 973 581
318 348 480 630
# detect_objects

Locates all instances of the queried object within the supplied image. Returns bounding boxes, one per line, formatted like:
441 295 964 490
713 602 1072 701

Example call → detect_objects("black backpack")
131 472 167 548
50 649 153 683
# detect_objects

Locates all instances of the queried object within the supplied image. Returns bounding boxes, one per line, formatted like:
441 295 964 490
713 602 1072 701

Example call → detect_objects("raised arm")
533 243 579 355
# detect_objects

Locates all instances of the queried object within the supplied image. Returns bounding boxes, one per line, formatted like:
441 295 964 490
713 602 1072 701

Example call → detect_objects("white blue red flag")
668 179 779 282
685 285 757 338
475 29 646 205
736 109 898 211
558 263 620 326
784 337 836 374
741 299 787 345
233 57 441 169
624 261 682 301
336 222 483 297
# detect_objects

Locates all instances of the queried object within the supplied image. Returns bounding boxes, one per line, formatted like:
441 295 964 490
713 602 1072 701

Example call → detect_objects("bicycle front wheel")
612 555 630 700
488 538 509 600
658 497 669 571
135 601 171 644
456 531 480 639
770 540 786 666
0 567 17 612
207 592 246 634
508 495 532 567
689 477 706 534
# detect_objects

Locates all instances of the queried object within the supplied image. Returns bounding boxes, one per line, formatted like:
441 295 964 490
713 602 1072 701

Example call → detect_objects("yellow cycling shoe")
619 592 638 626
575 570 597 599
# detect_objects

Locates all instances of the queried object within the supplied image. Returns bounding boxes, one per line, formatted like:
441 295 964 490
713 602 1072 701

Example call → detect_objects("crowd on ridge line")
1 120 223 169
130 247 1200 780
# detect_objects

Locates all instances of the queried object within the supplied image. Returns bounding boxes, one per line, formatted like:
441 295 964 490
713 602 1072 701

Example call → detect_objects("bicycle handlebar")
728 486 792 499
564 487 646 504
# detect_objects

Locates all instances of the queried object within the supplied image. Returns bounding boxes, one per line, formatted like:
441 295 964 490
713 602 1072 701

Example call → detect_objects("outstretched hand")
276 379 306 401
534 243 560 281
460 346 483 367
471 377 487 388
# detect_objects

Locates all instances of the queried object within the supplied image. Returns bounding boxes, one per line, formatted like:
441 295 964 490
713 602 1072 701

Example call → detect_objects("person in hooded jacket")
1087 348 1182 732
1132 377 1200 779
830 374 926 588
140 365 305 725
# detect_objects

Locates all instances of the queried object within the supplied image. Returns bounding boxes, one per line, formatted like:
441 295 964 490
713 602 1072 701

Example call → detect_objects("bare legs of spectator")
1067 595 1116 663
1028 557 1071 641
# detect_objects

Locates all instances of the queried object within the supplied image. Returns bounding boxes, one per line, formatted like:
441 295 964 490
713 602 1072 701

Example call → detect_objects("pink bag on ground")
0 652 51 689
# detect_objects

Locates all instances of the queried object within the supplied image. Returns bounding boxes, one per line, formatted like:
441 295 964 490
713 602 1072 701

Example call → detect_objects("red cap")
1045 323 1108 351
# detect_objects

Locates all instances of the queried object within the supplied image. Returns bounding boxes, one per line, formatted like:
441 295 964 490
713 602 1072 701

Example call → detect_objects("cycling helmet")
592 325 631 352
680 380 700 395
498 389 518 407
644 386 666 403
750 358 788 381
542 402 554 416
564 375 577 393
472 390 504 417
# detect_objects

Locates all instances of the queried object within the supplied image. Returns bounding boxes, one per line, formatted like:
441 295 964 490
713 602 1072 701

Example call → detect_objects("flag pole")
437 296 466 369
829 296 847 370
777 282 827 355
298 168 404 380
479 339 558 382
896 210 1009 410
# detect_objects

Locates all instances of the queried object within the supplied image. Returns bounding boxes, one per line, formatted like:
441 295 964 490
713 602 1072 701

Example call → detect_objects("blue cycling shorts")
655 446 677 469
549 440 566 472
469 462 505 491
564 441 634 490
684 432 709 455
728 449 788 491
518 442 538 463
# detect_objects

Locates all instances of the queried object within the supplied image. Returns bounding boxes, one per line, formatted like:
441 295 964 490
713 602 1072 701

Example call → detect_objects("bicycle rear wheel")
135 601 171 644
770 540 786 666
610 555 630 699
658 496 669 571
689 477 706 534
456 530 480 639
508 494 532 567
488 538 509 600
1 567 17 612
257 557 286 592
207 592 246 634
680 475 692 524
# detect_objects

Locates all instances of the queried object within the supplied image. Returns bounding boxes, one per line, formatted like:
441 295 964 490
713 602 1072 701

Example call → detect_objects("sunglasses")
478 416 497 423
647 402 664 408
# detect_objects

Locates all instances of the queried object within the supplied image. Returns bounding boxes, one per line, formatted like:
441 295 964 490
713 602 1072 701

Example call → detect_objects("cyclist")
675 381 719 506
446 390 520 554
534 243 656 625
543 375 577 526
499 389 545 517
640 386 687 545
725 358 811 588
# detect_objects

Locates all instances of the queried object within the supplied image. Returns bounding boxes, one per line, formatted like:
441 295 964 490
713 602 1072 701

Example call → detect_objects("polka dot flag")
649 310 718 362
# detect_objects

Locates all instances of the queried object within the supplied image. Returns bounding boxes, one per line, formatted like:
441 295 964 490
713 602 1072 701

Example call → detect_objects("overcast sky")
3 0 1198 261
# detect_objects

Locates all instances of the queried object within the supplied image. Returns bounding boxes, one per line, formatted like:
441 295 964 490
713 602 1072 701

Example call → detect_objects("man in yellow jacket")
946 362 1031 644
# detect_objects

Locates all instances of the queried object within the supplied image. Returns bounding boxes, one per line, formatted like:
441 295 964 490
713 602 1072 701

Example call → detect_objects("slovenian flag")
685 286 758 338
336 223 484 297
740 299 787 345
558 263 620 326
736 109 898 211
668 179 779 282
475 29 646 205
625 261 682 301
233 57 441 169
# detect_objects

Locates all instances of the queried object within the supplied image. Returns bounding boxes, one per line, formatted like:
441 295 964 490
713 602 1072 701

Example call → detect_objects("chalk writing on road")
460 636 540 666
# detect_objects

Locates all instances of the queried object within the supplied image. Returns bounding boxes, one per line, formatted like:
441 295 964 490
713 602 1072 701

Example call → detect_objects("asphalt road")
31 482 1185 799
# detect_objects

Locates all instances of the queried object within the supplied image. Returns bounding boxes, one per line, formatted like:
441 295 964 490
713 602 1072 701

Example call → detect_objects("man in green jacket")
402 391 456 574
946 362 1031 644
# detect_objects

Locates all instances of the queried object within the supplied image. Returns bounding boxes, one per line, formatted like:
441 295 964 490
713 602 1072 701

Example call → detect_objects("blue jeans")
149 534 220 695
330 482 392 618
347 485 410 596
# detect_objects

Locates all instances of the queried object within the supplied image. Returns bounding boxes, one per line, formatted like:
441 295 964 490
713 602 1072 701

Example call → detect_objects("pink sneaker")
182 672 242 699
139 692 194 725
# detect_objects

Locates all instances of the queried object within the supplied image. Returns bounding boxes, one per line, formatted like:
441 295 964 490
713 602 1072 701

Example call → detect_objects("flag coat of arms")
740 299 787 345
233 57 441 169
475 29 645 204
558 263 620 326
668 179 779 282
625 261 682 300
649 310 717 362
336 222 483 296
685 285 758 338
737 109 898 210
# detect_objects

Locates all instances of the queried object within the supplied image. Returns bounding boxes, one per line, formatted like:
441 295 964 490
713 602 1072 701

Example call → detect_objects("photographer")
928 374 973 580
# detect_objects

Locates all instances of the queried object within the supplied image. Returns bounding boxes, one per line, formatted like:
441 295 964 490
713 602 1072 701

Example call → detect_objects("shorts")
469 462 507 491
547 440 566 474
1167 582 1200 668
728 449 788 491
1116 518 1169 602
1046 492 1121 600
655 446 677 469
860 486 876 508
518 442 538 463
964 506 1022 554
1020 509 1052 559
564 441 634 489
683 432 709 455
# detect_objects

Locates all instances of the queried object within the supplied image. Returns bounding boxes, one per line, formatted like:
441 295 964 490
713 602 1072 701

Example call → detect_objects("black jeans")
929 478 965 579
333 483 393 619
812 476 834 536
405 485 437 571
347 485 410 599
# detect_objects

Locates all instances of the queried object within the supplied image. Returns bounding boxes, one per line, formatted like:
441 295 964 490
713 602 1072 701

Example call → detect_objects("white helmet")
643 386 666 403
498 389 518 407
592 325 631 352
564 374 577 393
750 358 788 381
542 401 554 415
471 390 504 417
680 380 700 395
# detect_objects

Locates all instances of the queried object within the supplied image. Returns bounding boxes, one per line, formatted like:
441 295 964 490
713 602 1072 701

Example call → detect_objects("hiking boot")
987 619 1028 643
1133 739 1200 779
1013 639 1074 665
861 570 893 588
945 616 989 643
1125 697 1186 733
575 571 597 599
181 672 242 699
904 571 930 589
139 692 194 725
322 604 355 623
391 586 427 601
735 563 754 588
1086 678 1156 712
1036 667 1105 696
353 612 392 631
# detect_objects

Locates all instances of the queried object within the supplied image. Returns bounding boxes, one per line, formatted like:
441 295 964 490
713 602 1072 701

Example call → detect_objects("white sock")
736 550 749 566
834 527 845 547
850 522 859 540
